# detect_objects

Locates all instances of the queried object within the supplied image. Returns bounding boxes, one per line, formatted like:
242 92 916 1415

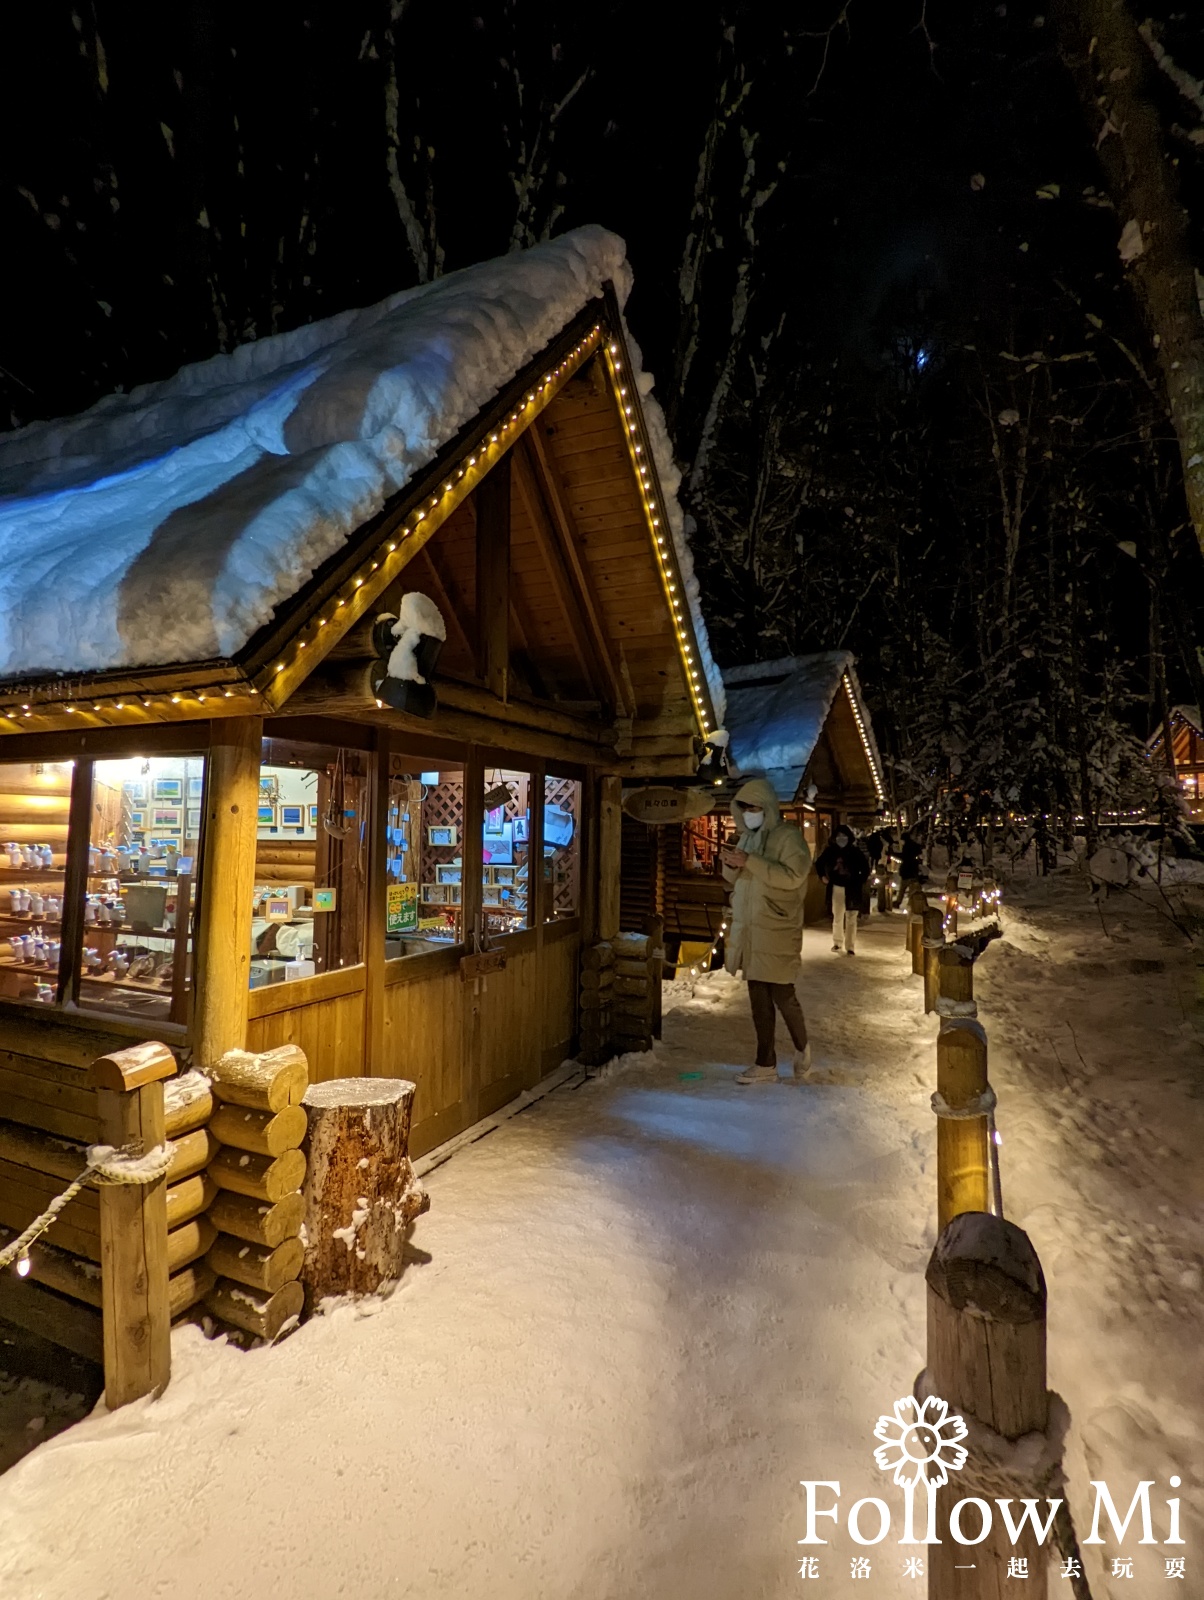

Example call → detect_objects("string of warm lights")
600 339 714 741
0 680 261 730
843 675 886 804
683 917 729 979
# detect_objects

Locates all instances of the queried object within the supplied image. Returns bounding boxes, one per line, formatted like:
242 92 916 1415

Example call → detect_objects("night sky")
4 1 1203 807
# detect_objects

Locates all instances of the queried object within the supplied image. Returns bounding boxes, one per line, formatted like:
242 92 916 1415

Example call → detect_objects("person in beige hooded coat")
720 777 813 1083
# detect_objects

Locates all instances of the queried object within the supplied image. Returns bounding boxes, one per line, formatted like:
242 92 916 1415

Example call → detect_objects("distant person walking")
719 778 812 1085
896 826 926 905
815 825 869 955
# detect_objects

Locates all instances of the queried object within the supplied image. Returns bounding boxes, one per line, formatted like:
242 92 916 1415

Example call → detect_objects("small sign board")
386 881 418 934
956 870 974 893
622 786 716 826
313 887 338 913
264 896 291 922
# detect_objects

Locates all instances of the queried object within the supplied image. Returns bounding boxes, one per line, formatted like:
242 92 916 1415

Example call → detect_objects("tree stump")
300 1078 429 1306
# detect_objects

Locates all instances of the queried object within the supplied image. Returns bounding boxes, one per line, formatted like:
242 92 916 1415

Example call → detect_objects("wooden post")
598 774 622 942
937 944 976 1012
922 907 944 1015
944 868 960 935
300 1077 429 1305
926 1213 1049 1598
88 1042 176 1410
476 453 511 701
646 913 665 1040
936 1019 991 1230
194 717 262 1067
909 890 928 975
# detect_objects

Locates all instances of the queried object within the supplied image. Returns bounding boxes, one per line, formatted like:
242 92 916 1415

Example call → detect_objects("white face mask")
743 809 765 831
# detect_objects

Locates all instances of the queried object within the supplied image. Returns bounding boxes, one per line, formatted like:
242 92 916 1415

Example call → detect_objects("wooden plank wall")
246 987 366 1082
383 966 466 1157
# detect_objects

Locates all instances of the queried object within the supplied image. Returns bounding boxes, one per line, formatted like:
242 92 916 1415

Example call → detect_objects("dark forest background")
3 0 1203 834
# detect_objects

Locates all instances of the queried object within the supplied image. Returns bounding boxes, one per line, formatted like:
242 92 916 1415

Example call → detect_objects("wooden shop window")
384 756 466 958
74 752 205 1025
542 773 581 922
480 764 533 938
252 738 368 991
0 759 74 1010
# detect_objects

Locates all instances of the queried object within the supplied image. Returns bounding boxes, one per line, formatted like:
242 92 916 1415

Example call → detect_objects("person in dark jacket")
814 826 870 955
896 827 926 905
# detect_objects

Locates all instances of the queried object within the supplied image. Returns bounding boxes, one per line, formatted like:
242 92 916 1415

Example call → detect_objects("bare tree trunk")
1054 0 1204 555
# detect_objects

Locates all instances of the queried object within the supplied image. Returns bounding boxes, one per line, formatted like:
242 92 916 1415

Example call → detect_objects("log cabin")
1146 705 1204 822
0 219 725 1301
621 650 885 960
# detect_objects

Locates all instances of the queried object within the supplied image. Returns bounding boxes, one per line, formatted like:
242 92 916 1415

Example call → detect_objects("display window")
0 760 73 1009
0 754 205 1025
252 740 368 989
542 774 581 922
481 766 532 937
76 754 204 1023
384 758 466 957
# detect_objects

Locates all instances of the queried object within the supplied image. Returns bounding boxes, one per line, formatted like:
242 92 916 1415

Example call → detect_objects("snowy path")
0 886 1199 1599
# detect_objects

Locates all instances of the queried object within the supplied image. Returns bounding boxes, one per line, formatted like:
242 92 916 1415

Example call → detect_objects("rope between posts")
0 1142 174 1272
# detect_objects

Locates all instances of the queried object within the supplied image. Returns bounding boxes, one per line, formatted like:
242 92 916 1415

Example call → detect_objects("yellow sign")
387 881 418 934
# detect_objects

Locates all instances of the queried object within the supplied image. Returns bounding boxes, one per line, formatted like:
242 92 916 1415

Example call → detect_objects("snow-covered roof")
0 225 722 719
723 650 882 801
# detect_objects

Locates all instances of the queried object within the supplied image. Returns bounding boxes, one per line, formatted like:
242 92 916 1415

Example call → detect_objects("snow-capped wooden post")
300 1078 429 1307
88 1042 176 1410
925 1213 1052 1598
908 890 928 975
937 944 975 1013
922 906 945 1015
935 1019 992 1230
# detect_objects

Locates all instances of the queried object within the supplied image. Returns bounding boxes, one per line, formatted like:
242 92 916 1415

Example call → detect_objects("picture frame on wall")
435 865 462 885
129 811 145 829
124 780 148 805
512 815 529 843
427 825 457 847
309 804 319 827
257 804 276 827
153 779 183 802
186 808 201 835
152 807 181 829
188 775 204 799
259 775 279 804
280 803 304 828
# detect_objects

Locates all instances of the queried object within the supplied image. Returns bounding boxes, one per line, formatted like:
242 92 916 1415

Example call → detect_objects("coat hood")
732 777 783 831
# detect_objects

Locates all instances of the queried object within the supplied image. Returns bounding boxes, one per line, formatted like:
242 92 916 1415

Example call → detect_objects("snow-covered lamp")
371 592 447 718
695 727 731 784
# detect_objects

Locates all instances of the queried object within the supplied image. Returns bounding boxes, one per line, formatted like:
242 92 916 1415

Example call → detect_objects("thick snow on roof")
724 650 879 801
0 225 722 719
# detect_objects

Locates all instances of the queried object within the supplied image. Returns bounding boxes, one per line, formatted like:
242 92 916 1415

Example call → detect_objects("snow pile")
0 225 723 720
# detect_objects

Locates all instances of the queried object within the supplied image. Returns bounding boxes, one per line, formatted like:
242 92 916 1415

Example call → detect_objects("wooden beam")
475 454 511 701
512 437 614 711
410 544 477 670
193 718 262 1067
524 426 632 716
598 775 622 941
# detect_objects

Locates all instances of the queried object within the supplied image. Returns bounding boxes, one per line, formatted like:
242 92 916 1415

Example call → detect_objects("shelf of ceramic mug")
83 923 179 939
79 970 173 995
0 867 65 881
0 915 64 930
0 955 58 975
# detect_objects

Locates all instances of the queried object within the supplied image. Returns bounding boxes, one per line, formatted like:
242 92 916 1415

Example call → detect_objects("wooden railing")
903 883 1088 1597
0 1040 310 1408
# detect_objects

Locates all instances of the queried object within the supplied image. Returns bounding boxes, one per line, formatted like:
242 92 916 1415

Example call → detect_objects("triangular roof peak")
0 227 723 735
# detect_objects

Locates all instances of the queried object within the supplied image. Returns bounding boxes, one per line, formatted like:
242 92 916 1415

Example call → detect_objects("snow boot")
735 1064 778 1085
791 1045 813 1080
831 941 841 953
846 949 856 957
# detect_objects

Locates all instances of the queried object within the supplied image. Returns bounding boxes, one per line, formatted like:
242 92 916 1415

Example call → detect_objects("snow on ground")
0 870 1199 1598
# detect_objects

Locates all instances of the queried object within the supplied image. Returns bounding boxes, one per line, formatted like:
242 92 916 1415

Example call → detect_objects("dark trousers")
748 980 809 1068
